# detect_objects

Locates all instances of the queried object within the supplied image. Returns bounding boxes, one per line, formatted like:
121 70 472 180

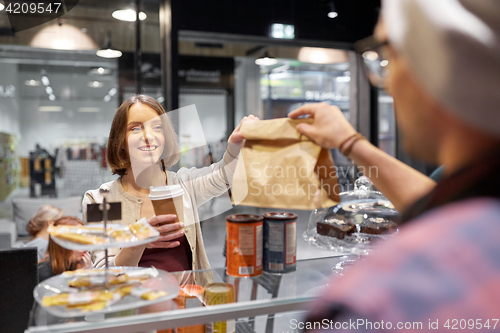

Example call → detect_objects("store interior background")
0 0 434 270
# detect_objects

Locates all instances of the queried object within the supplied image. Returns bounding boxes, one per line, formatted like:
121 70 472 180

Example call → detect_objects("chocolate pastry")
359 218 398 235
317 219 355 240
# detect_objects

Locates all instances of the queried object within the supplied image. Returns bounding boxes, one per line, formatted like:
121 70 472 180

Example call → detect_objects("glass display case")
28 255 357 333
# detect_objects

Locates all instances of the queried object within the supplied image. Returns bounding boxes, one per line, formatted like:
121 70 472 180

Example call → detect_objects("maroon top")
138 235 192 272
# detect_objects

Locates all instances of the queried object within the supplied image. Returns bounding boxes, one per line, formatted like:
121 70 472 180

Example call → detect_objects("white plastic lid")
148 185 184 200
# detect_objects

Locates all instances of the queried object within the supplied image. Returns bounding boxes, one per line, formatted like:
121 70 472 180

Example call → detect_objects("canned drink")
204 283 235 333
263 212 298 273
175 284 205 333
226 214 263 277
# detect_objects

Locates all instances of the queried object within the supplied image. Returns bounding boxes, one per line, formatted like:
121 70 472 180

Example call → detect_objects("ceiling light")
49 94 56 101
96 49 122 58
380 60 389 67
103 95 111 102
52 38 75 50
328 2 338 18
112 9 147 22
157 96 165 103
41 76 50 86
88 81 103 88
45 86 53 94
255 52 278 66
0 3 4 11
97 31 122 58
39 106 62 112
108 88 117 96
310 50 328 63
298 47 348 64
24 79 41 86
270 23 295 39
30 24 97 50
78 107 100 112
90 67 111 75
255 57 278 66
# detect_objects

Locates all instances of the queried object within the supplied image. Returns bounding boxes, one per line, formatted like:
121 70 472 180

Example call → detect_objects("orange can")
175 284 205 333
226 214 263 277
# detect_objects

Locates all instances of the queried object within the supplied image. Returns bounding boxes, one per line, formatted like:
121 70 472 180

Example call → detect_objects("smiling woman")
106 95 180 177
82 95 258 284
126 106 167 174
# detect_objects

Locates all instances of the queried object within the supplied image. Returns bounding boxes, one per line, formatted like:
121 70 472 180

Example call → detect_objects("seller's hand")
146 214 184 249
289 103 357 149
228 114 260 147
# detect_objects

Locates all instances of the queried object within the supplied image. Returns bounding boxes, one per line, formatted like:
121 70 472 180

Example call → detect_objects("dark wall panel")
177 0 380 45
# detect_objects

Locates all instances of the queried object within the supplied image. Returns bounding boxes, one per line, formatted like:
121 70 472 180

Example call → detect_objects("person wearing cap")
290 0 500 328
83 95 258 284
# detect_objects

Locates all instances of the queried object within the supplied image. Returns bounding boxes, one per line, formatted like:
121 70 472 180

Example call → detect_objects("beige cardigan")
82 148 239 284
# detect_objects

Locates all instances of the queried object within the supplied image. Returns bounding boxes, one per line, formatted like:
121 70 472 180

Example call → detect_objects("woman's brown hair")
27 205 64 237
43 216 85 274
106 95 180 176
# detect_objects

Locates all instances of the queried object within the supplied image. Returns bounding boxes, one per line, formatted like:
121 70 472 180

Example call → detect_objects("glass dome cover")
303 176 400 255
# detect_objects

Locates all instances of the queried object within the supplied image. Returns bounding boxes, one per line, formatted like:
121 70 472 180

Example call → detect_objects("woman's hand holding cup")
146 214 184 249
147 185 185 248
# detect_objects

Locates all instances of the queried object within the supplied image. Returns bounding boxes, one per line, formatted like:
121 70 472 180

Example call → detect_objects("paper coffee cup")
149 185 185 223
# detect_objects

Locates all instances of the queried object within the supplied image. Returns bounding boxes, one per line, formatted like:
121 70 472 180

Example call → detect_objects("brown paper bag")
232 118 340 210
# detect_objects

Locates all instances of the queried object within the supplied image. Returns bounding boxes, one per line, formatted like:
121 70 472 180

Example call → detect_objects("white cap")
382 0 500 137
148 185 184 200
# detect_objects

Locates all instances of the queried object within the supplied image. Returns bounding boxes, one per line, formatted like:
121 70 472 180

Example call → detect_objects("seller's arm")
289 103 435 212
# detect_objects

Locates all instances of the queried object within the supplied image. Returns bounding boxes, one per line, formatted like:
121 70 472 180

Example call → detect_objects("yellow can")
204 283 235 333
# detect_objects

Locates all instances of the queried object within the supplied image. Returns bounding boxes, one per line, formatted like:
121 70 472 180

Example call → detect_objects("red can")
226 214 263 277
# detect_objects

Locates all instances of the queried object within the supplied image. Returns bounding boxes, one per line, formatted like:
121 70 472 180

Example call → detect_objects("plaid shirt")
305 149 500 332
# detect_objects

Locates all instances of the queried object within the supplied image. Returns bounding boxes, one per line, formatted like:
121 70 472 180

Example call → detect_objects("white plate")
50 223 159 251
34 267 180 317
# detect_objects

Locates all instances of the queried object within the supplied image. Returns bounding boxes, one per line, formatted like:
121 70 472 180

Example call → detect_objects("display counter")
27 255 355 333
